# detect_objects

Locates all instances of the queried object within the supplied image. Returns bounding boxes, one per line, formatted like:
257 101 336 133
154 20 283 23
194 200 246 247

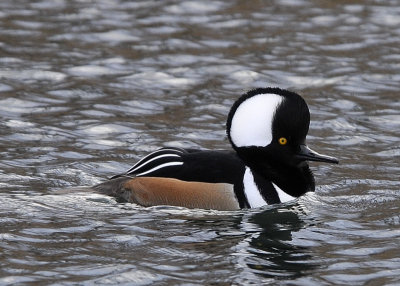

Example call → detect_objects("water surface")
1 0 399 285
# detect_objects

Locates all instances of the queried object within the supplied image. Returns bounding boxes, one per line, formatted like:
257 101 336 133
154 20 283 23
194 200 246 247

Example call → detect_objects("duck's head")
226 87 338 173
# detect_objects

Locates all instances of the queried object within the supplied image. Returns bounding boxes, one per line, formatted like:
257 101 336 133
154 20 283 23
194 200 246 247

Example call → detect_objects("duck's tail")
56 177 131 201
92 177 130 197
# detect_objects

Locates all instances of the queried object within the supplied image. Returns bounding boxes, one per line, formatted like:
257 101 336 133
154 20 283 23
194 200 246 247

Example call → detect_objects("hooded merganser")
92 87 338 210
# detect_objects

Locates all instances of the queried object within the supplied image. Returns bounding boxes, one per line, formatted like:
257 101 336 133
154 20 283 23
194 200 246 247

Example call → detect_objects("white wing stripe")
126 148 184 173
127 154 181 174
134 161 183 177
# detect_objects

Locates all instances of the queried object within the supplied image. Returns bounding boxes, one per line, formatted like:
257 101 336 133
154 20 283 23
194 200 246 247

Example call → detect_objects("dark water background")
1 0 399 285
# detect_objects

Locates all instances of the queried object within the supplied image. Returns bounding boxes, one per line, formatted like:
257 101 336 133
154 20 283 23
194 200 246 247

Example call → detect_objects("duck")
91 87 338 210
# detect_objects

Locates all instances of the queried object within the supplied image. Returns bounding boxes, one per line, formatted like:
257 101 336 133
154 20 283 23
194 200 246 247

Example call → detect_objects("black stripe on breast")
252 171 281 204
234 178 250 209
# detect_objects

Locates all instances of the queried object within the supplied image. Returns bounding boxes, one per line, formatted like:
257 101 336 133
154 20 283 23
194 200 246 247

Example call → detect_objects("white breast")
243 168 296 207
243 167 268 208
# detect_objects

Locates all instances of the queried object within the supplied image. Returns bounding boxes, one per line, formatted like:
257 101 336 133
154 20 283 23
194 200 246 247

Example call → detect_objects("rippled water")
1 0 399 285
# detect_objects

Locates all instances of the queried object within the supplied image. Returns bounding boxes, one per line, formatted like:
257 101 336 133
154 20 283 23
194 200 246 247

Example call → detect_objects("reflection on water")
247 206 315 280
1 0 400 285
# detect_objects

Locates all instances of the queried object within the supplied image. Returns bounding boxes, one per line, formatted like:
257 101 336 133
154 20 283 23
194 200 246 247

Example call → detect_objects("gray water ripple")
1 0 400 285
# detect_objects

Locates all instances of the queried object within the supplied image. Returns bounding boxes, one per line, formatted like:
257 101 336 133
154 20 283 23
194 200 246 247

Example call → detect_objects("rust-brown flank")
122 177 240 211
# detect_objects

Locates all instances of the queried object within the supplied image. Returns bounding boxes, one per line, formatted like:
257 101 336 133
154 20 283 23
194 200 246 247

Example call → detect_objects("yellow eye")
279 137 287 145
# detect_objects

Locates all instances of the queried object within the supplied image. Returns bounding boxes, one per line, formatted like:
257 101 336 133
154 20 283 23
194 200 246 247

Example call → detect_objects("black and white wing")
111 147 188 179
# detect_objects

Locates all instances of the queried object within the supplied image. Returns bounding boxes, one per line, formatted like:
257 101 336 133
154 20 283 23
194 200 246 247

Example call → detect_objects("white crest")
230 93 284 147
